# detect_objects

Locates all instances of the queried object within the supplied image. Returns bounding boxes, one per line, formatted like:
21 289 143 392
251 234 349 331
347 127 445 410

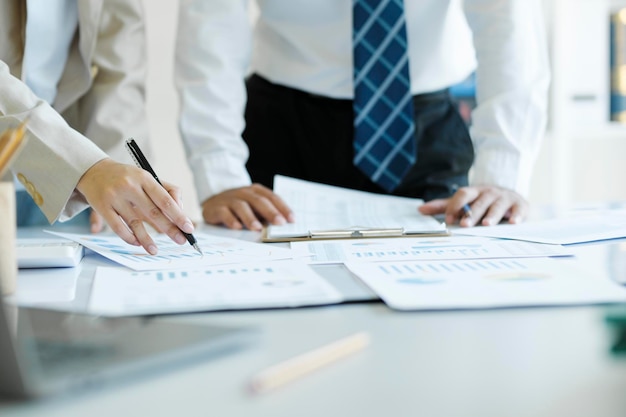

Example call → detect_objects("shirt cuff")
189 151 252 204
469 147 535 198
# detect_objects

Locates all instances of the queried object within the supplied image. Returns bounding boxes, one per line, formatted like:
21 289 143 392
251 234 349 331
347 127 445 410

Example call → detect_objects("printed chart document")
345 258 626 311
453 214 626 245
290 236 573 264
48 231 296 271
89 260 344 316
264 175 447 242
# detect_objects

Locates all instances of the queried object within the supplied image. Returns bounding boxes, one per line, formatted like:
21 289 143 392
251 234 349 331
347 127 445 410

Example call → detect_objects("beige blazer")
0 0 149 223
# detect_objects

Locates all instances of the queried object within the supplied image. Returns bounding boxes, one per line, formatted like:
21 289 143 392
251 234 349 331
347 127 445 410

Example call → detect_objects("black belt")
249 74 449 104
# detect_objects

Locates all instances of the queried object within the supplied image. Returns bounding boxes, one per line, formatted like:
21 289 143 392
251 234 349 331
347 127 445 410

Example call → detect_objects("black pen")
125 138 203 255
461 203 472 220
451 184 472 220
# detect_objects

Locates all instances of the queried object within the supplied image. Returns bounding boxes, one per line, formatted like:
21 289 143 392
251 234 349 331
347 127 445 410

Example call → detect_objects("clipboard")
262 175 450 242
262 225 449 243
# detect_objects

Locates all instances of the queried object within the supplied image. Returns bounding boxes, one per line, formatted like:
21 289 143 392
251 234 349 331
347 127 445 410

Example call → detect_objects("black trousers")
243 74 474 201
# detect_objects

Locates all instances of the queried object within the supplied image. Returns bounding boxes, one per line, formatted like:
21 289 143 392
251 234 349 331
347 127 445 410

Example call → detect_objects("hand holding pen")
76 157 199 255
125 139 203 255
448 184 472 225
418 184 529 227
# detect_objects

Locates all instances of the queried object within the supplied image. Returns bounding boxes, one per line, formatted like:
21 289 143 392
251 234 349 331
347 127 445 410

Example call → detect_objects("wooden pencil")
0 121 27 178
248 331 370 394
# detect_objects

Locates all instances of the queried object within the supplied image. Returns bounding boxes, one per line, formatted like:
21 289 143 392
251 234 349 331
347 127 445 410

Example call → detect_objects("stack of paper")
264 175 447 241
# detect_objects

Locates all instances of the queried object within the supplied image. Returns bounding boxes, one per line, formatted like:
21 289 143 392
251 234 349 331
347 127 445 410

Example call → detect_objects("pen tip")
194 244 203 256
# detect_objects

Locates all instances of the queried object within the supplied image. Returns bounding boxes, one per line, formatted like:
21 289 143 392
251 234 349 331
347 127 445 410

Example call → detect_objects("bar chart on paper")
344 258 626 311
290 236 572 264
47 231 296 271
88 260 344 316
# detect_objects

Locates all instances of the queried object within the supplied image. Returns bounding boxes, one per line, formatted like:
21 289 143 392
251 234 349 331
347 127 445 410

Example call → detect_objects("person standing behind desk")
175 0 550 230
0 0 196 255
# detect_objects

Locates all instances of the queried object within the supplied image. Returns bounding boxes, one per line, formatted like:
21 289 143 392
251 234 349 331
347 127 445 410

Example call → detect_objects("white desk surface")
3 221 626 417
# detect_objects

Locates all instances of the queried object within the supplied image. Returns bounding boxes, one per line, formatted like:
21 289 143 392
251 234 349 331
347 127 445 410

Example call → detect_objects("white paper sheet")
89 260 344 316
345 258 626 310
452 214 626 244
266 175 446 239
47 231 296 271
290 236 573 264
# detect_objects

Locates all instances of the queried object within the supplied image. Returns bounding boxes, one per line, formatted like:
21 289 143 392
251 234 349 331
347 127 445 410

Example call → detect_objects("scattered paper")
89 260 344 316
290 236 573 264
345 257 626 311
453 215 626 245
47 231 297 271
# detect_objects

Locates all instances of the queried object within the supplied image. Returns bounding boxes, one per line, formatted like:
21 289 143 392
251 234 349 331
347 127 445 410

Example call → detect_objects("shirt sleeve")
174 0 253 204
0 61 107 223
463 0 551 197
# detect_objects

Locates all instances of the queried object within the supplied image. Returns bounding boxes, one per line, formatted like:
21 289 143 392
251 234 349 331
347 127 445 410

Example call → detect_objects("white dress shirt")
175 0 550 203
22 0 78 105
18 0 78 192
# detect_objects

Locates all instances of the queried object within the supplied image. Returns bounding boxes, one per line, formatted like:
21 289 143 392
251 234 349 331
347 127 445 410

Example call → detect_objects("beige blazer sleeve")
0 0 149 224
60 0 151 164
0 61 107 223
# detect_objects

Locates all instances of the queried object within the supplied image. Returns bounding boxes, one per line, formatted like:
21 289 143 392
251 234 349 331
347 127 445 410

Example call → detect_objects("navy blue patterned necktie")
352 0 415 192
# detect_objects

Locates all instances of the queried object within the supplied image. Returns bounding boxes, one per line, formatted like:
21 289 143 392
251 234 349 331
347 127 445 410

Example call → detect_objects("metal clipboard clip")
309 227 405 239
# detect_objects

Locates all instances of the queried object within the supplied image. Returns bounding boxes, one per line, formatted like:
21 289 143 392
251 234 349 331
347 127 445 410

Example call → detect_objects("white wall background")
144 0 200 221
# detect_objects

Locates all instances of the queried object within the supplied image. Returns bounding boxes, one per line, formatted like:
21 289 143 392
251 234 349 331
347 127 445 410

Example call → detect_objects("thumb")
418 198 449 215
